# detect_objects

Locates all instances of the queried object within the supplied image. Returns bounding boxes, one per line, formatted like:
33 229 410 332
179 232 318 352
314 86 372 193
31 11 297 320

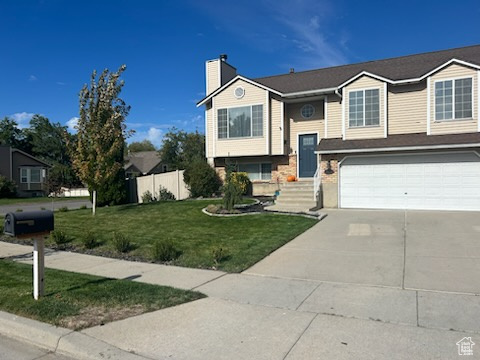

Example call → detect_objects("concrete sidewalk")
1 241 479 359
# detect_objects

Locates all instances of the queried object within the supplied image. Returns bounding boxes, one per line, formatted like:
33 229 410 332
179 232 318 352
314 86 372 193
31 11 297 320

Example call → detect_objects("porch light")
325 160 334 175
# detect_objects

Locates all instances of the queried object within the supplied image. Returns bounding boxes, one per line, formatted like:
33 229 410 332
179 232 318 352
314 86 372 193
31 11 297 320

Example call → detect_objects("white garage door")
339 152 480 211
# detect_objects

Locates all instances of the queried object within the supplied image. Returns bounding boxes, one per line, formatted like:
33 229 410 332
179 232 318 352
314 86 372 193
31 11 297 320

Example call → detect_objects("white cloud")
128 127 164 149
56 81 66 86
28 75 38 82
10 112 35 128
66 117 79 133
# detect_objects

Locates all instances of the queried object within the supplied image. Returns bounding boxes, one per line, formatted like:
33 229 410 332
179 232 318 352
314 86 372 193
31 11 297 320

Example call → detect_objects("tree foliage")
0 117 29 150
127 139 156 153
69 65 131 207
158 128 205 170
183 158 221 198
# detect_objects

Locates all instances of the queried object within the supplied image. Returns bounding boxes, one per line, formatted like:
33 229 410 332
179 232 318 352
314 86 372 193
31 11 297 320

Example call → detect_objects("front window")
218 105 263 139
237 163 271 181
435 78 472 120
349 89 380 127
20 167 44 183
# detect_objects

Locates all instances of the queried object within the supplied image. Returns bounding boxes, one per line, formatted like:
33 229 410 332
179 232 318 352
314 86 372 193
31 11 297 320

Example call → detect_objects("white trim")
297 131 320 179
217 59 221 88
478 70 480 132
324 97 328 138
338 59 480 89
283 87 338 98
197 75 283 107
338 71 394 89
427 77 431 135
337 150 480 208
199 58 480 108
383 82 387 138
280 101 285 155
266 92 270 155
316 142 480 155
212 97 216 157
347 87 381 128
205 110 208 158
433 76 474 121
342 94 346 140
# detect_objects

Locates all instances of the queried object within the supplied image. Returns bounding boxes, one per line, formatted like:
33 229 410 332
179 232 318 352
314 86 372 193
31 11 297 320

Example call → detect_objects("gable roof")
124 151 163 174
254 45 480 94
11 148 52 167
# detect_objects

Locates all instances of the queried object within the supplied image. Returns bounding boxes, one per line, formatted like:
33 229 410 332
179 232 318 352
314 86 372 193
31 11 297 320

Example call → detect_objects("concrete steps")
267 181 317 212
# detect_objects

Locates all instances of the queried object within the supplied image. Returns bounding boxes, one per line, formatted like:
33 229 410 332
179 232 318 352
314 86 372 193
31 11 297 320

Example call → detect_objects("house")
197 46 480 211
124 151 168 179
0 145 49 197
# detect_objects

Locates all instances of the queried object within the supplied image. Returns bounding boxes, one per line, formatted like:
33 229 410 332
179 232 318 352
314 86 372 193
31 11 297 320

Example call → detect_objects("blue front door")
298 134 317 178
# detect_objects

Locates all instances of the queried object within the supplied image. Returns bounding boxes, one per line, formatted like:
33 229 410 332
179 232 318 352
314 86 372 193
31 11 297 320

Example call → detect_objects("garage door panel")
340 152 480 211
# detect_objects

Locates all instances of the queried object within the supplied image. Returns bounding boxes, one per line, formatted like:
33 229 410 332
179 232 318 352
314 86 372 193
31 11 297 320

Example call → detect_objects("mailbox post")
4 210 54 300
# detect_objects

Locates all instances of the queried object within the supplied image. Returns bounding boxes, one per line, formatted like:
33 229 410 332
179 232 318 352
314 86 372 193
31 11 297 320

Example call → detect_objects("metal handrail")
313 166 320 201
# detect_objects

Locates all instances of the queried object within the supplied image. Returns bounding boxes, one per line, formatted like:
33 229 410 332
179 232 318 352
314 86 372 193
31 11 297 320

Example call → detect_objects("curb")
0 311 147 359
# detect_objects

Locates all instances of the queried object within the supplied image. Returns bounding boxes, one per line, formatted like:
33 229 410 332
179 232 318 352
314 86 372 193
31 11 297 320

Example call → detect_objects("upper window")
349 89 380 127
301 104 315 119
234 86 245 99
218 105 263 139
435 78 472 120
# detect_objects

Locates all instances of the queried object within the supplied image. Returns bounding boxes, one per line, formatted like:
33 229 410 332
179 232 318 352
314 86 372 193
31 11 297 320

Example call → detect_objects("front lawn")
14 200 317 272
0 260 204 330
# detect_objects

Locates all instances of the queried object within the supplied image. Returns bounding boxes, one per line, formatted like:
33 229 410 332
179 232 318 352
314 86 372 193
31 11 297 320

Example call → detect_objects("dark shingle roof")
317 132 480 153
254 45 480 94
124 151 162 174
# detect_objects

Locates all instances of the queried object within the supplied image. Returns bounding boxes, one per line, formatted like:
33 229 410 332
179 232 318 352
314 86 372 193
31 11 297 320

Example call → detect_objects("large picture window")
349 89 380 127
237 163 271 181
435 78 472 120
218 105 263 139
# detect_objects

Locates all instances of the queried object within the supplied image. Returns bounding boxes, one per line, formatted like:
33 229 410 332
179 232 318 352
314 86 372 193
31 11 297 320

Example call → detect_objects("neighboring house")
124 151 168 178
198 46 480 211
0 145 49 197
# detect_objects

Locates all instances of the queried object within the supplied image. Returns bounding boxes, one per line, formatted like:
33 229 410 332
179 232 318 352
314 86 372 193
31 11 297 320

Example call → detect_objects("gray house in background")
124 151 168 179
0 145 50 197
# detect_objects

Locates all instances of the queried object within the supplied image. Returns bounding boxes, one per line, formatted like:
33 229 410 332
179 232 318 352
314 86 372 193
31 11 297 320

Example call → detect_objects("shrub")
158 186 176 201
80 205 87 210
151 239 181 262
142 190 155 203
184 159 221 198
230 172 251 195
212 246 230 265
0 175 16 198
111 232 131 253
81 231 98 249
58 206 69 212
50 230 71 248
0 223 4 234
15 209 23 212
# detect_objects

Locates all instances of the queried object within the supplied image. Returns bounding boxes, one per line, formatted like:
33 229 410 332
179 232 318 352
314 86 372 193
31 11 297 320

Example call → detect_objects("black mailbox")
4 210 54 237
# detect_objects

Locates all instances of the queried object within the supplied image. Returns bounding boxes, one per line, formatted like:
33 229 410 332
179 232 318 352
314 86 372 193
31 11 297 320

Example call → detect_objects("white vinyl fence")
57 187 90 197
127 170 190 203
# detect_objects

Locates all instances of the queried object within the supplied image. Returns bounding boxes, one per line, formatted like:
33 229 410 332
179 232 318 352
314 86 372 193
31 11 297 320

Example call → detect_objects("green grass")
48 199 317 272
0 197 89 206
0 260 204 330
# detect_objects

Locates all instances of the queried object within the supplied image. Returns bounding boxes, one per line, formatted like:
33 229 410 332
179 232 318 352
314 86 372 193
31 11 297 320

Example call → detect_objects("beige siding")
205 104 213 158
429 64 478 135
271 97 284 155
214 79 268 157
206 60 220 95
345 76 385 140
287 100 324 154
326 94 342 138
388 82 427 134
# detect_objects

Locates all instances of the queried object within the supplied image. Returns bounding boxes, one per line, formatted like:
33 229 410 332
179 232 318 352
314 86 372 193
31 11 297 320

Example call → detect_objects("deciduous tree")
70 65 131 209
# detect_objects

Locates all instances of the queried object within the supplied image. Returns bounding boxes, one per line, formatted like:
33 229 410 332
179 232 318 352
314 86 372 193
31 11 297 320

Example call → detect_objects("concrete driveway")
245 209 480 294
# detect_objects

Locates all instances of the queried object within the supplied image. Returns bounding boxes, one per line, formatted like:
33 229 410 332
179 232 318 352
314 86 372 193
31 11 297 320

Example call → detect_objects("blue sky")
1 0 479 147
